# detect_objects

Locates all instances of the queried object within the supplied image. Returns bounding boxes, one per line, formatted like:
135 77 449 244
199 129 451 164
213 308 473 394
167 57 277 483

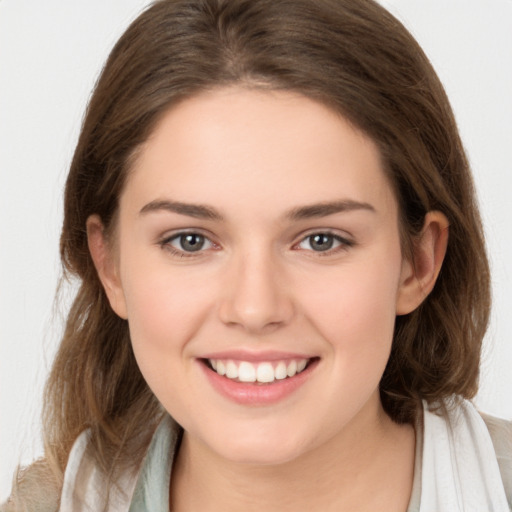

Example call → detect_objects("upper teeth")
209 358 309 383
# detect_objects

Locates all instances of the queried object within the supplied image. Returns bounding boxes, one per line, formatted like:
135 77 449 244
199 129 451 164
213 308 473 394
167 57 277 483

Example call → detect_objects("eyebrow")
139 198 375 221
139 200 223 220
285 200 376 220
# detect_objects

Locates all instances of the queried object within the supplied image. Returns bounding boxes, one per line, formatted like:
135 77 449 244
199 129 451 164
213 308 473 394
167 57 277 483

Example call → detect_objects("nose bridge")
219 243 294 333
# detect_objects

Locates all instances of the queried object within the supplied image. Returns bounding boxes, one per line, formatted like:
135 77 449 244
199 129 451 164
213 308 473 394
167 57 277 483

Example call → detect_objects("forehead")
122 87 397 219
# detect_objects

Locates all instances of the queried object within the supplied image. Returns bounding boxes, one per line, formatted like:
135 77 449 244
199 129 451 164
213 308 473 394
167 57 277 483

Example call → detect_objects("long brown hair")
44 0 490 486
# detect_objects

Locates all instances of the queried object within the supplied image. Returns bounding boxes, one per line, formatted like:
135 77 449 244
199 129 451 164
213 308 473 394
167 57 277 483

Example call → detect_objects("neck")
170 396 416 512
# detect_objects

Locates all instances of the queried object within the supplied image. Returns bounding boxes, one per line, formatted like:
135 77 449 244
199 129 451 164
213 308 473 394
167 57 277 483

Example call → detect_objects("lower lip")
199 359 319 406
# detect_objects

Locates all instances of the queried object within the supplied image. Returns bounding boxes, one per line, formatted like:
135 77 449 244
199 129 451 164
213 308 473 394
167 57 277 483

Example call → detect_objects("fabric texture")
57 430 140 512
128 416 179 512
418 399 510 511
2 399 511 511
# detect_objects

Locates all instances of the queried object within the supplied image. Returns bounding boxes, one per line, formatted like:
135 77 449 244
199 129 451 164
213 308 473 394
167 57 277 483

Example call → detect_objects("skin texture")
88 87 448 511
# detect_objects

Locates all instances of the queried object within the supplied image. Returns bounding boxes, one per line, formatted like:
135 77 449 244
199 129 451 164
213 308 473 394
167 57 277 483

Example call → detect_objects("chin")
206 428 313 466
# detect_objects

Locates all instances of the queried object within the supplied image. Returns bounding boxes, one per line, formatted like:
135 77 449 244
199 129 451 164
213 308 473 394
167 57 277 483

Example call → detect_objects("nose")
218 249 294 334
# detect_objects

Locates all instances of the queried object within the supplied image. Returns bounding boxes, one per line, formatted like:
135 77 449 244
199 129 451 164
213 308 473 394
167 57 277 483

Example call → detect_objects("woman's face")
103 87 416 465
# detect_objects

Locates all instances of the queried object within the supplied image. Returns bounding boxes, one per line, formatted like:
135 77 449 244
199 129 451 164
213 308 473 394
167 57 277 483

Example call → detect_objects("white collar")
59 400 509 511
419 398 509 511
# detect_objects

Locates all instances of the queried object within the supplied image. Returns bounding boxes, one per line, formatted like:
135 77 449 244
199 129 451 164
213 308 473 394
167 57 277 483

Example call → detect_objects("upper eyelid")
292 231 356 256
156 228 354 249
158 232 218 258
294 228 354 244
158 228 216 243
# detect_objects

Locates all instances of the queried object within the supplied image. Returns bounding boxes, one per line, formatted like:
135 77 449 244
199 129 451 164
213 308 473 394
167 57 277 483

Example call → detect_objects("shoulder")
1 417 179 512
59 416 180 511
480 411 512 505
420 398 511 510
0 459 60 512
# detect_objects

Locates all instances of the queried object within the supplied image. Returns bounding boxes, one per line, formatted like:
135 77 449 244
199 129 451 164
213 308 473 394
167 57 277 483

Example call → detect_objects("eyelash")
158 230 354 258
294 231 354 256
158 231 217 258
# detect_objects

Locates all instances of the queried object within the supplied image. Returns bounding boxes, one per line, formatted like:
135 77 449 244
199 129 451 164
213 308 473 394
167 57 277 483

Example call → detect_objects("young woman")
3 0 511 511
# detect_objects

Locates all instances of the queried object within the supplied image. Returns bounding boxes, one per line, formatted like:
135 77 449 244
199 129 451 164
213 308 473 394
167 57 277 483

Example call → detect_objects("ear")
396 211 449 315
86 215 128 319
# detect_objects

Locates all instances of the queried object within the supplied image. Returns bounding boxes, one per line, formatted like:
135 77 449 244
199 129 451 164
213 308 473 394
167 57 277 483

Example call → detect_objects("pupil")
311 234 333 251
181 234 204 252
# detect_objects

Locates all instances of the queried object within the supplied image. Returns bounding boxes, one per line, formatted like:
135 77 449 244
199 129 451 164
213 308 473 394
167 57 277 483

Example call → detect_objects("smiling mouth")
203 357 318 384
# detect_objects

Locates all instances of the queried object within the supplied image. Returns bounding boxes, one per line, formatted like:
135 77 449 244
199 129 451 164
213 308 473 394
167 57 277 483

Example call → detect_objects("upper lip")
199 349 316 362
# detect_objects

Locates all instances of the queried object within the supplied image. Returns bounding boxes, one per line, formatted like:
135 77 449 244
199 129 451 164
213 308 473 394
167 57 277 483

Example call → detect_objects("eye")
297 232 352 252
163 232 215 253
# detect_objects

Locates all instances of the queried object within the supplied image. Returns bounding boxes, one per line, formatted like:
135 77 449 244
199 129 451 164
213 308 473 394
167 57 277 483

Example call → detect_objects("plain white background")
1 0 511 501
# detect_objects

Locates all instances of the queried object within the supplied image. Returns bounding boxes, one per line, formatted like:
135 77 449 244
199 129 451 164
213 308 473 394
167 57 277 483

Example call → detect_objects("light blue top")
129 416 180 512
127 415 424 512
125 402 512 511
3 399 510 511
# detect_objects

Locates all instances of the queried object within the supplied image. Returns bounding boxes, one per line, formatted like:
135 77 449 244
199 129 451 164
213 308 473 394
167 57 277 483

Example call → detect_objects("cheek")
295 255 402 423
299 251 402 363
119 262 216 377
